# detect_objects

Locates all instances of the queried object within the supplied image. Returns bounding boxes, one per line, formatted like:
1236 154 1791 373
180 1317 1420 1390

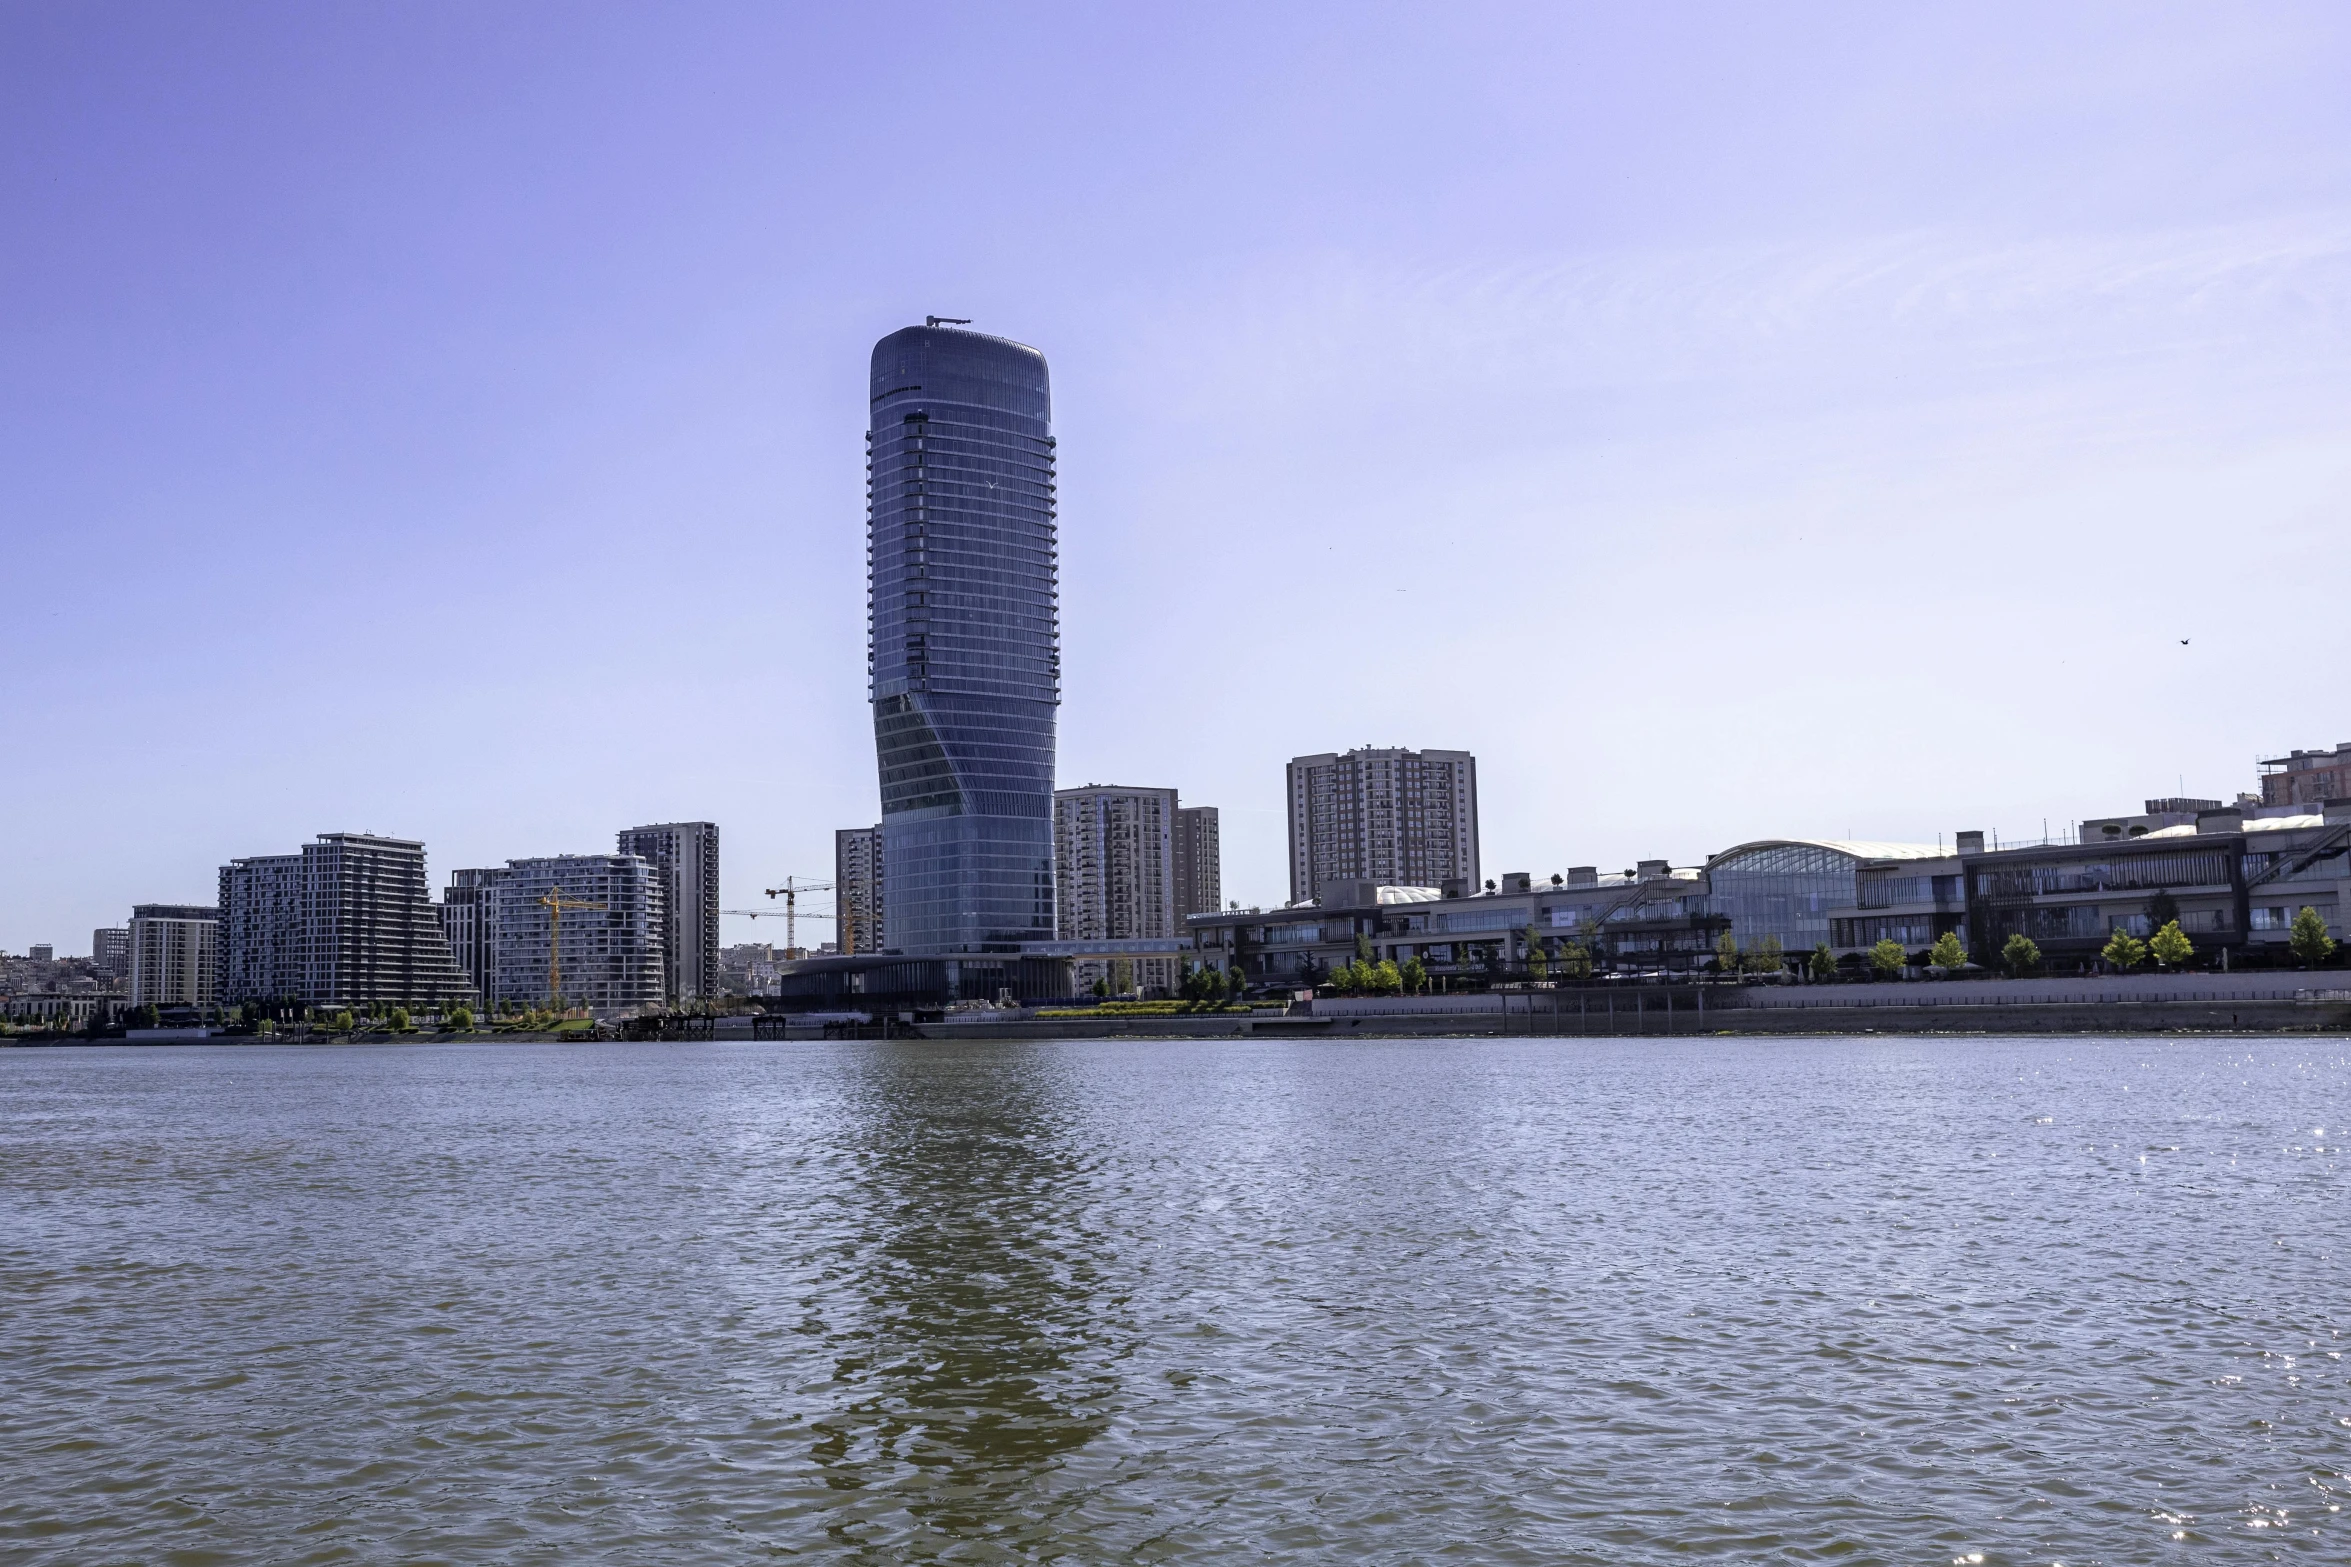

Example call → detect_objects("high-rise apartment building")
437 866 508 1002
834 826 884 955
218 834 475 1007
1054 785 1179 993
1287 747 1480 904
218 852 304 1003
91 927 130 980
1174 805 1222 920
867 323 1059 953
616 822 720 1003
491 855 664 1011
128 905 217 1006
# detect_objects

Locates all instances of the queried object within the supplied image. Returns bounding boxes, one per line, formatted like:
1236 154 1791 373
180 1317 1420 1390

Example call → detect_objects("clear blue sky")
5 2 2349 953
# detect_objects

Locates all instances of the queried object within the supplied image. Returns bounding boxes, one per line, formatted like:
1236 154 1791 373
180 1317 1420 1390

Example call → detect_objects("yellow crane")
541 887 607 1013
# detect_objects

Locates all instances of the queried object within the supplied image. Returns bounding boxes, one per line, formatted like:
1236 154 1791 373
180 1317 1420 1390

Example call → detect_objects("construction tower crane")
720 903 838 960
540 887 607 1012
762 876 835 953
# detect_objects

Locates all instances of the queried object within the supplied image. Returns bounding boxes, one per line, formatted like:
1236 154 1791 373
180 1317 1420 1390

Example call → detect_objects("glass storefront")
1705 842 1880 951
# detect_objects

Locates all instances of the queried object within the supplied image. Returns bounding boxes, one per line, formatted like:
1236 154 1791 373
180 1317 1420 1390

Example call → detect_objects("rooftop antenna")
926 315 973 327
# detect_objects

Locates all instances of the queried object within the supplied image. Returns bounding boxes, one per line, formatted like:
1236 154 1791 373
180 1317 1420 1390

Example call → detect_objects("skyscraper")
616 821 720 1002
1287 747 1481 903
866 322 1059 953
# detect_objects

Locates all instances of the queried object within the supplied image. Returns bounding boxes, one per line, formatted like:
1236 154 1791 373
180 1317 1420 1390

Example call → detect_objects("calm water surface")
3 1035 2348 1564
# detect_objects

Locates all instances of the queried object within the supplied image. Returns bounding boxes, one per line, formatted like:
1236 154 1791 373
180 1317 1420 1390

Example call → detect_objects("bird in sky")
2180 638 2190 645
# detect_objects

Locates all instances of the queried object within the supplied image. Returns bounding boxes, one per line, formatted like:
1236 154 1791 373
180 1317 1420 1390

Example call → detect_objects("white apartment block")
1054 784 1180 994
1287 747 1480 905
128 904 219 1007
492 855 665 1013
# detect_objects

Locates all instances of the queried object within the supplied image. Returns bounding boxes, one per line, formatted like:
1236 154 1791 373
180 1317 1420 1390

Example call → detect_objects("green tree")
1091 977 1110 998
2289 906 2337 967
1714 930 1740 974
1399 956 1428 995
388 1006 411 1032
1929 930 1968 970
1809 943 1836 983
2001 933 2041 976
331 1009 355 1032
1373 959 1404 995
2101 927 2147 971
2147 889 2180 933
1557 941 1593 981
2148 919 2193 970
1869 938 1906 980
1744 935 1786 975
1523 924 1548 981
135 1002 161 1029
1355 933 1376 967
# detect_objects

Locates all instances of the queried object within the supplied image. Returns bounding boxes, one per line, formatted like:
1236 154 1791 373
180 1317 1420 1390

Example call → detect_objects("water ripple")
2 1035 2347 1562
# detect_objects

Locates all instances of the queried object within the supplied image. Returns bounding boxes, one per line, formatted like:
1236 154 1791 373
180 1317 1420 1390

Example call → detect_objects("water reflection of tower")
866 323 1060 955
807 1045 1125 1541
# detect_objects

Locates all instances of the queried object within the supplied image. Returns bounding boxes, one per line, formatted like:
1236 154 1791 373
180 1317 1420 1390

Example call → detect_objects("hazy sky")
5 2 2349 953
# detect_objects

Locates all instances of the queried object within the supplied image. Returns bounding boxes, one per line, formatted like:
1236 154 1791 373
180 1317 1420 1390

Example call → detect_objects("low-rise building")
2259 743 2351 810
1702 840 1947 956
1829 850 1969 956
1186 862 1728 991
1961 803 2350 967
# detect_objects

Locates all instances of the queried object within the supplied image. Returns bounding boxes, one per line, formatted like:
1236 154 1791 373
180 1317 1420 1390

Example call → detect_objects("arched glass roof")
1705 839 1945 874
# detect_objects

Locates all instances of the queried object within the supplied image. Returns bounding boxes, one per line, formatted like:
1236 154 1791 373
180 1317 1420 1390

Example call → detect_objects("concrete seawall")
921 995 2351 1040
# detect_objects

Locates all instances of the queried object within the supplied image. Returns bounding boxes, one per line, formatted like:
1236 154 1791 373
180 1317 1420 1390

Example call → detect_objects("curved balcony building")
866 324 1059 953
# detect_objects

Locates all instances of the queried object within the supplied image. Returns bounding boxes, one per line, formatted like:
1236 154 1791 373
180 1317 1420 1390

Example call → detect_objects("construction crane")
720 904 837 961
762 877 835 953
540 888 607 1012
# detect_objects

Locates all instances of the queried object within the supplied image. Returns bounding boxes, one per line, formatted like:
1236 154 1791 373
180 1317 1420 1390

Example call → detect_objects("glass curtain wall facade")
867 325 1059 953
1704 842 1877 953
